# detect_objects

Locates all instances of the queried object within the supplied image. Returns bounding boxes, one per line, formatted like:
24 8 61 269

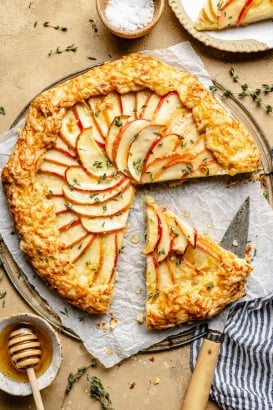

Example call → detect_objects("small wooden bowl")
96 0 165 39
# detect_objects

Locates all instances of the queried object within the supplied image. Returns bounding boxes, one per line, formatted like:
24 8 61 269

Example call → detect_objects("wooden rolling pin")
8 327 45 410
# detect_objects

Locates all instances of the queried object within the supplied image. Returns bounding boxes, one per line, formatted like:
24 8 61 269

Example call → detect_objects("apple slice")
127 124 163 182
105 115 130 162
63 177 130 205
113 119 150 173
73 235 103 276
68 233 95 263
39 160 67 178
145 133 183 167
153 92 182 125
103 92 122 125
55 210 79 231
60 109 81 148
140 93 161 120
155 206 172 262
73 101 93 129
142 203 160 255
164 209 188 254
55 136 77 158
120 92 137 119
60 221 89 248
87 96 111 138
51 195 73 214
37 171 65 196
81 208 130 233
146 254 159 295
157 260 174 288
93 232 119 285
142 154 194 183
44 148 78 167
77 128 115 177
70 184 134 217
65 165 125 191
136 89 152 118
73 102 105 147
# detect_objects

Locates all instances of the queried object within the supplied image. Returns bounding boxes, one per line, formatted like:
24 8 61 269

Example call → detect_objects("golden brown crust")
1 53 258 315
145 228 252 330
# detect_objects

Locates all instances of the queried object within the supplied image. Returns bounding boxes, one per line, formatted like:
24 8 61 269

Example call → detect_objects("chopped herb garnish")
0 106 5 115
48 44 77 56
89 19 98 33
43 21 68 31
210 67 273 114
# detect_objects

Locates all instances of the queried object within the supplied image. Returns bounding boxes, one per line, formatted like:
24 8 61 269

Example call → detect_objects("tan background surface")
1 1 273 409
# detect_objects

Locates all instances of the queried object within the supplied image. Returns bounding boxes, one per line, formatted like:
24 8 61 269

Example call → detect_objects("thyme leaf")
0 106 5 115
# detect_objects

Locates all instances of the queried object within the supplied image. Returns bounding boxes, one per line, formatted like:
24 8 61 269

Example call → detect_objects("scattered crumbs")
130 234 140 244
232 239 239 247
136 312 144 324
104 347 113 355
182 210 190 218
129 381 136 389
207 222 213 228
96 321 109 332
150 377 160 385
109 316 118 329
135 287 142 295
148 355 155 362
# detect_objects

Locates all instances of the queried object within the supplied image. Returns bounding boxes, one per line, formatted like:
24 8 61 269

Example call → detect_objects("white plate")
169 0 273 52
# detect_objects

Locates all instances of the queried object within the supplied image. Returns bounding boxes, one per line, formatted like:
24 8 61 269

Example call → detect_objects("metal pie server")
182 196 250 410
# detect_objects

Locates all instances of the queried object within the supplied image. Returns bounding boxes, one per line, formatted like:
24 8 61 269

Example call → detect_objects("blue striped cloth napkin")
191 295 273 409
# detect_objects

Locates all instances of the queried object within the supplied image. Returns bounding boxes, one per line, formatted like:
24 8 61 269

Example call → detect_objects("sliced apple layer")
142 196 252 329
34 83 258 315
194 0 273 31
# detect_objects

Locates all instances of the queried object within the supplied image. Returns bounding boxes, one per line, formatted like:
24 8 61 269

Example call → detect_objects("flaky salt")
105 0 154 32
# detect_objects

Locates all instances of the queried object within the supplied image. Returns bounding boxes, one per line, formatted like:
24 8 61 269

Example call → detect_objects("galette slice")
142 196 252 330
194 0 273 31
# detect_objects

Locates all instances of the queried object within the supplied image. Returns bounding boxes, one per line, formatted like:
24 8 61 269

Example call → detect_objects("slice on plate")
1 53 259 314
194 0 273 31
142 196 252 329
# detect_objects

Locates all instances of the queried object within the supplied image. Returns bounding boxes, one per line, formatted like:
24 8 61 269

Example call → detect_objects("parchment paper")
1 42 273 368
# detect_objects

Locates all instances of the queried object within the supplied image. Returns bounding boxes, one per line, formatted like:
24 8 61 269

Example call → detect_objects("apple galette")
1 53 259 315
195 0 273 31
142 196 252 329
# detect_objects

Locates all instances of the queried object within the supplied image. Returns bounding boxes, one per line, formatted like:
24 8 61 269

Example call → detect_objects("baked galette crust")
1 53 259 315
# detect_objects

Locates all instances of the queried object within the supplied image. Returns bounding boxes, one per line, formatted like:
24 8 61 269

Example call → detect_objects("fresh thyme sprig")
64 359 97 396
48 44 78 56
43 21 68 31
210 67 273 113
87 375 115 410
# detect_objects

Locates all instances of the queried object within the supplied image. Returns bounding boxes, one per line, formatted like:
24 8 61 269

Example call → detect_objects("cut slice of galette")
142 196 252 330
194 0 273 31
1 53 259 314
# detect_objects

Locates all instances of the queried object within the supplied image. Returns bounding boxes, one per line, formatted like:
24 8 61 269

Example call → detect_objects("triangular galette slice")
194 0 273 31
142 196 252 330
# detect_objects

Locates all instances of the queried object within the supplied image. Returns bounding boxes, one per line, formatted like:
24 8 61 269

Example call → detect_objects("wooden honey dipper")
8 326 45 410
